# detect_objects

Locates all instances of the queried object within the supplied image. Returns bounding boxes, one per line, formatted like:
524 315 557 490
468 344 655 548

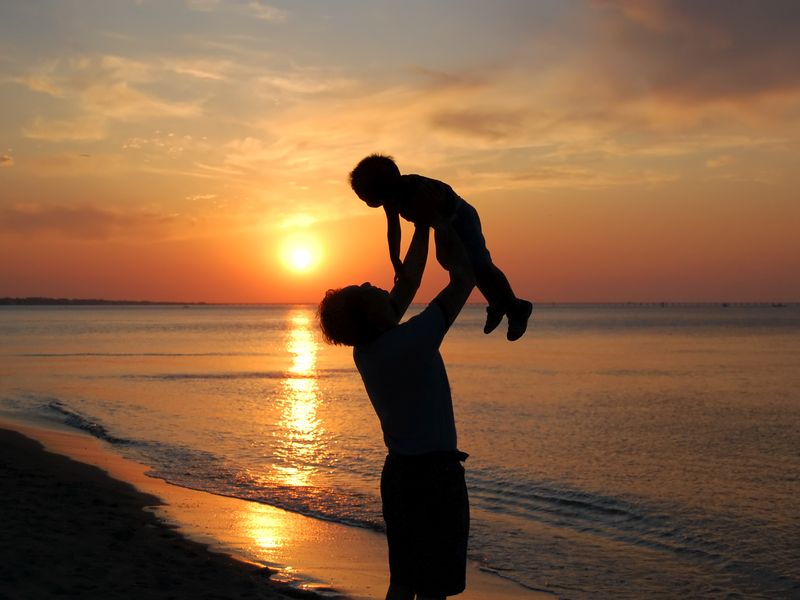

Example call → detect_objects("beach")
0 419 552 600
2 304 798 598
0 426 319 600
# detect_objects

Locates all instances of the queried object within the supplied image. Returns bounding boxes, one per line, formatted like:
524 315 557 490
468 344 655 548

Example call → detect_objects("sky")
1 0 799 303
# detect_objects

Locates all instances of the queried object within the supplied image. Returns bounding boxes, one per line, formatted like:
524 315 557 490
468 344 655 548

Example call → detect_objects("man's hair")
349 154 402 202
318 287 381 347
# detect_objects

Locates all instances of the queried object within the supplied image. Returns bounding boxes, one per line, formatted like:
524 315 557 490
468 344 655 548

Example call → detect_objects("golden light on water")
272 309 325 488
287 314 316 375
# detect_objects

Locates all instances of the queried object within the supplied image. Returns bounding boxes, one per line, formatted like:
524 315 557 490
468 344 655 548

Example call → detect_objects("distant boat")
772 303 787 308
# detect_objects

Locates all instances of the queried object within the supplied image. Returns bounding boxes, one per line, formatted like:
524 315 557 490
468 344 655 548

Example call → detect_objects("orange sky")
1 1 799 303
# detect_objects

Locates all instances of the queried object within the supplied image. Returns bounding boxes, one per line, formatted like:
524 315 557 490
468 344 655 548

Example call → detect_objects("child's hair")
318 287 381 346
349 154 401 202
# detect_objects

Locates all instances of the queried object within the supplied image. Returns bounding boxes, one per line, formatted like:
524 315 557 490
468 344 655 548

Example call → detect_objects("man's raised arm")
389 224 430 321
433 225 475 327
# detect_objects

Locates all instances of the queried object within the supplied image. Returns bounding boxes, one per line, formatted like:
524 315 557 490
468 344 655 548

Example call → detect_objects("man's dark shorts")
380 450 470 597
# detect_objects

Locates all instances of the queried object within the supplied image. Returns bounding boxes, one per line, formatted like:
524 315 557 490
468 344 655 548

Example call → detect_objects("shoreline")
0 418 553 600
0 425 322 600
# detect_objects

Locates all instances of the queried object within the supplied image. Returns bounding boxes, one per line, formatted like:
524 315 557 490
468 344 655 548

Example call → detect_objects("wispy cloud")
592 0 800 102
186 0 288 21
244 1 287 21
22 115 107 142
0 203 181 240
15 55 205 142
706 155 734 169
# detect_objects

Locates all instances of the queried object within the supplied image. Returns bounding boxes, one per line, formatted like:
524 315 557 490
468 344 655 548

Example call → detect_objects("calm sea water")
1 304 799 599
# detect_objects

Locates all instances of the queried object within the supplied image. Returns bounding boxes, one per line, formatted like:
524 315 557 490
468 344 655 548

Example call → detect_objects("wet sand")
0 427 325 599
0 420 553 599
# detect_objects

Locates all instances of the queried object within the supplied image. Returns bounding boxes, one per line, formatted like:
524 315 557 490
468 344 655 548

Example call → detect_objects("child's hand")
392 260 407 284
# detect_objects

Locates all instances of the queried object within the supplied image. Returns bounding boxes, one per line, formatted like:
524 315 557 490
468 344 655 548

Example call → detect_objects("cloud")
593 0 800 101
244 1 287 21
0 155 14 167
81 81 200 119
185 0 222 10
429 108 527 142
706 155 733 169
22 116 107 142
256 73 354 95
15 55 204 141
170 59 230 81
17 73 64 97
186 0 287 21
0 204 180 240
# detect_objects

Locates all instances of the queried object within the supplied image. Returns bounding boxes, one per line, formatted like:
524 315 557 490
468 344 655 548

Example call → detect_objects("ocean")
1 304 798 599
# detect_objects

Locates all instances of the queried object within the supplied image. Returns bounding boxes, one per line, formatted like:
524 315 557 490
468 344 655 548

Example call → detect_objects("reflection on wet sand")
272 310 325 488
244 500 285 553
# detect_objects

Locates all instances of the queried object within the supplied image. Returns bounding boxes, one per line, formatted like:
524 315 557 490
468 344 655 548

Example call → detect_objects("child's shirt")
394 174 465 227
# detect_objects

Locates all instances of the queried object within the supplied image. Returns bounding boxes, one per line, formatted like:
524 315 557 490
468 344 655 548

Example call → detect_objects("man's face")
351 282 395 330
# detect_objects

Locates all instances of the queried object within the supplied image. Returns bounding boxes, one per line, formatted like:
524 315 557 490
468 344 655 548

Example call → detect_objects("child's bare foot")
483 306 504 334
507 300 533 341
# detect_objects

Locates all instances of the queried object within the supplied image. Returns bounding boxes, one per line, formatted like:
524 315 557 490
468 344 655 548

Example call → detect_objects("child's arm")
389 224 429 321
385 207 404 279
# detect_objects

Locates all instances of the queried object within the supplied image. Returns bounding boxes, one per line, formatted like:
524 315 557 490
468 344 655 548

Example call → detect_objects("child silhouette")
350 154 533 341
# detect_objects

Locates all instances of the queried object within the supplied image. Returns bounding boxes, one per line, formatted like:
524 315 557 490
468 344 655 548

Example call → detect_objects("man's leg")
385 583 414 600
385 587 445 600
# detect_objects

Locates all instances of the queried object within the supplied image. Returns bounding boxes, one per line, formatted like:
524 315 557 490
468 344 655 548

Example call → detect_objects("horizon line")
1 297 797 307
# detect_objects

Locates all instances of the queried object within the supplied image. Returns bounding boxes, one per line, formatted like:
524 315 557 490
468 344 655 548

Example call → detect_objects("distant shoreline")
1 297 796 307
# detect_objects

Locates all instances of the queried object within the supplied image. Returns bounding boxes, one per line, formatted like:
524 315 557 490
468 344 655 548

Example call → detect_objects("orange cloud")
0 204 182 240
22 116 107 142
15 55 204 143
593 0 800 102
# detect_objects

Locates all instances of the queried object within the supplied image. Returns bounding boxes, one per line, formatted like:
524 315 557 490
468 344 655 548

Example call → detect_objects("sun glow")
280 235 322 273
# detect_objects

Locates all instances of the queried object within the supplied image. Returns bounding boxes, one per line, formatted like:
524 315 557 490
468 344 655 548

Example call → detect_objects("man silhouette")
318 224 475 599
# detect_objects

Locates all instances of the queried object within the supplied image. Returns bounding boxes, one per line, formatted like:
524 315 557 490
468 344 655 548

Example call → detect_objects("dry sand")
0 428 328 600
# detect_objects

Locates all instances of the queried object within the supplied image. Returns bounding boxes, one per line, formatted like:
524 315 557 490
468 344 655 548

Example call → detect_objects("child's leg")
474 263 533 339
474 262 516 311
451 203 533 340
450 203 509 310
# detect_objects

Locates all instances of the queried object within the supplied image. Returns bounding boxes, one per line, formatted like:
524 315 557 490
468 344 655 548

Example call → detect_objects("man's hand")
392 261 408 285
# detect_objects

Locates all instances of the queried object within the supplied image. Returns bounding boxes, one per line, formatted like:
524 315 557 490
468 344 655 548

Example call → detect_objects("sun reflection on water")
272 310 325 488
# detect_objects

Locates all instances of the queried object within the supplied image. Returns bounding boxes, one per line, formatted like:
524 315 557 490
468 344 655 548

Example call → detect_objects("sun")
280 236 322 273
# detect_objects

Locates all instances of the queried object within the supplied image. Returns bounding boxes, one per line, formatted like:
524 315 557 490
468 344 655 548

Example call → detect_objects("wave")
44 399 141 446
120 371 336 381
111 368 352 382
35 397 381 530
19 352 272 357
470 471 711 554
30 396 799 596
32 396 750 566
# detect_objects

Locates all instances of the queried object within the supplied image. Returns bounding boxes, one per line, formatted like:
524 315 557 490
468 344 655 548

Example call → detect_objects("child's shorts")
380 450 470 597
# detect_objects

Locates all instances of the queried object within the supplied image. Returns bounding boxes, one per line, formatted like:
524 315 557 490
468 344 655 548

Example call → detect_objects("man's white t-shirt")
353 302 457 455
